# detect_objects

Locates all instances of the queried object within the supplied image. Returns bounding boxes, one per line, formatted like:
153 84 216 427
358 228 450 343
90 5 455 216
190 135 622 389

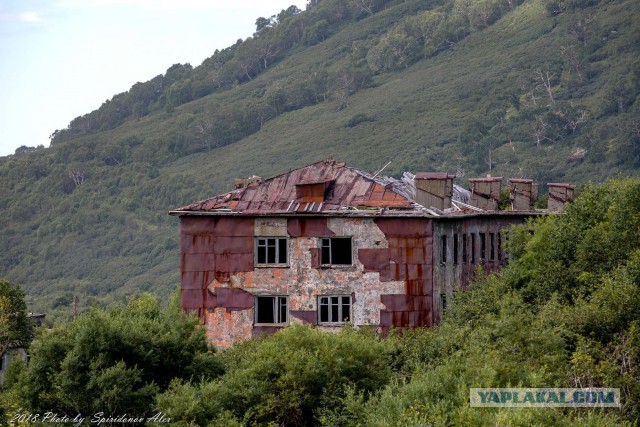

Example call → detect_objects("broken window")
318 296 351 324
453 234 458 265
320 238 352 265
256 237 288 265
462 234 467 264
255 296 288 324
480 233 486 262
440 293 447 312
498 232 503 262
441 235 447 264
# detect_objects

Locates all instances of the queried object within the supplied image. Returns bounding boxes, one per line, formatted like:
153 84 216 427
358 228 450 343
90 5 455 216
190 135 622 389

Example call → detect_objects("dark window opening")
498 233 503 262
440 293 447 312
489 233 495 262
319 296 351 323
255 296 288 324
462 234 467 264
471 234 476 264
256 237 288 265
453 234 458 265
441 235 447 264
480 233 486 261
321 238 352 265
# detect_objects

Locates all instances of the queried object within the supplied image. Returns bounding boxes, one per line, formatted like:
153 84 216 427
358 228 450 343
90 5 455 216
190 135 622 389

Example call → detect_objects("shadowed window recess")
320 237 352 265
255 296 288 324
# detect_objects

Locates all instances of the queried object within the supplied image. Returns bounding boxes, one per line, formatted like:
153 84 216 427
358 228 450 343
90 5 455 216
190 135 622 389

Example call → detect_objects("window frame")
318 295 352 325
320 237 353 266
255 237 289 266
254 295 289 325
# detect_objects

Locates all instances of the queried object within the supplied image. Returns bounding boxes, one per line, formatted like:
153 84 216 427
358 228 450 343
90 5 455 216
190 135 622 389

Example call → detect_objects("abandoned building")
170 160 573 347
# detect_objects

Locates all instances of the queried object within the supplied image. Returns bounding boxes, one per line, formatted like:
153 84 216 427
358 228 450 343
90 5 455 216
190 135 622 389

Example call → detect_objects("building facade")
171 160 557 347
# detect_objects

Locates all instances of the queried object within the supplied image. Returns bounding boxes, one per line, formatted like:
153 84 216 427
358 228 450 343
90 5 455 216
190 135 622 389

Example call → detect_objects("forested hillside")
2 178 639 425
0 0 638 320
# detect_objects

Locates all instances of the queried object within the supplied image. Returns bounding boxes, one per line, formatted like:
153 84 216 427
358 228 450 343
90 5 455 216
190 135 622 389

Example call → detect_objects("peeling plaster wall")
180 214 535 346
181 215 407 347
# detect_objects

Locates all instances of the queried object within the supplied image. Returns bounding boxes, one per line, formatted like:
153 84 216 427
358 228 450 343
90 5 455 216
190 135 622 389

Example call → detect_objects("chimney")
547 183 576 212
414 172 454 210
509 178 534 210
468 177 503 210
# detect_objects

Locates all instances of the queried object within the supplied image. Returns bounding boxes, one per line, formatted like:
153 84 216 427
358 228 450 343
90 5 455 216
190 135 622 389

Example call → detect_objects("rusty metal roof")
174 160 417 215
171 160 548 218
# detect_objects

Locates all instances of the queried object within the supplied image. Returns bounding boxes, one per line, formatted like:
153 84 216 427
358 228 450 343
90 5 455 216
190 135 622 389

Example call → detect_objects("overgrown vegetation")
0 293 220 424
2 178 638 426
0 0 639 320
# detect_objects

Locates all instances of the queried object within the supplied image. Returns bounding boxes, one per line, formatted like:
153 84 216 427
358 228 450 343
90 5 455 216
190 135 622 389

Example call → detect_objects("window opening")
462 234 467 264
453 234 458 265
318 296 351 323
320 238 352 265
256 237 288 265
255 296 288 324
489 233 495 262
471 234 476 264
441 235 447 264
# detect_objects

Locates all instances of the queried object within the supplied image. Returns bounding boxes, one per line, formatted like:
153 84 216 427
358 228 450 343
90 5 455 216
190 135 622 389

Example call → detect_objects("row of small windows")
255 237 352 266
255 295 350 325
258 234 504 268
440 232 503 265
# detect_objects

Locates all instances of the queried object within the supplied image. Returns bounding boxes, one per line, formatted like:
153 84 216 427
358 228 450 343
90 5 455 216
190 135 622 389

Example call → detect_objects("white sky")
0 0 306 157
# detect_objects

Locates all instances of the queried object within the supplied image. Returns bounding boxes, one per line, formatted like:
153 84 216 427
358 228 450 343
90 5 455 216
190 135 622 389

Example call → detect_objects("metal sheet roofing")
171 160 545 218
174 160 418 215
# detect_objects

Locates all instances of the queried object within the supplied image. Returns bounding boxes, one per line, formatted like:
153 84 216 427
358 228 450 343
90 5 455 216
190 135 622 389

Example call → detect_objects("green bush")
10 293 221 418
157 324 393 426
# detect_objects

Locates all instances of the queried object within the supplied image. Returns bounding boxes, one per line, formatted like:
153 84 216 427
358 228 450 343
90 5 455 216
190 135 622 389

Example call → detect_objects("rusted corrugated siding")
287 218 335 237
179 216 254 317
357 218 434 333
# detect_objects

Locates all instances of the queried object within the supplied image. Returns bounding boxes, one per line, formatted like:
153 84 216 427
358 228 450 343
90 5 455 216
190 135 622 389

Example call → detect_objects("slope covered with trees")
0 0 638 319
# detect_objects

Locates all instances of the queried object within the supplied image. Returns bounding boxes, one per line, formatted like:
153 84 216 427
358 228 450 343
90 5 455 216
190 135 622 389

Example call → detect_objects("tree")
255 16 273 33
16 293 222 417
157 325 393 426
0 280 32 359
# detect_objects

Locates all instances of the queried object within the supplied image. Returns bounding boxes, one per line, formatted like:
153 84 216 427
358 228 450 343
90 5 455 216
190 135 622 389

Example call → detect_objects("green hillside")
0 0 638 321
